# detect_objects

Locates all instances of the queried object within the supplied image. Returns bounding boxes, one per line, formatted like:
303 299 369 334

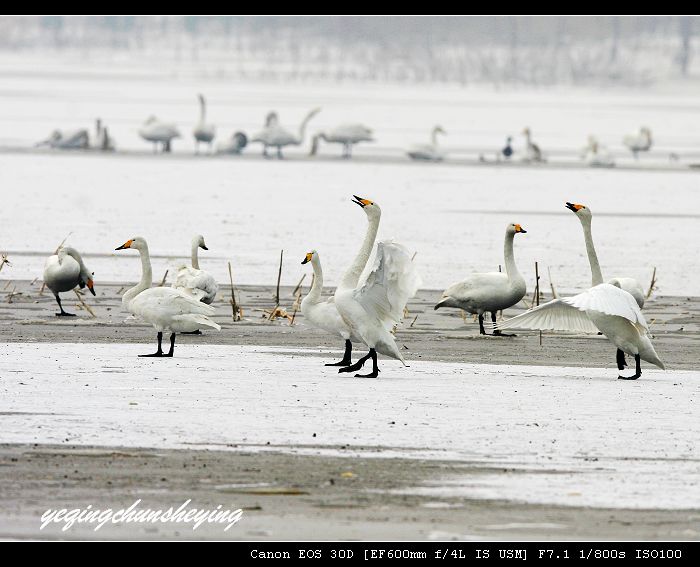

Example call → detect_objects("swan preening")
407 125 446 161
522 127 544 162
172 234 219 305
495 283 663 380
623 127 652 159
582 136 614 167
434 224 527 335
301 250 361 366
193 94 216 154
310 124 374 159
565 202 645 308
216 132 248 155
139 116 181 153
251 108 321 159
115 237 220 357
38 119 113 150
43 246 95 316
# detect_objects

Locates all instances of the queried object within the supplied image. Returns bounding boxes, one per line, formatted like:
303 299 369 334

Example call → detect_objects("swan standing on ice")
434 224 527 335
623 127 652 159
581 136 614 167
172 235 218 305
139 116 181 153
310 124 374 159
115 237 220 357
43 246 95 316
333 196 421 378
193 94 215 154
495 283 664 380
406 126 446 161
522 127 544 162
565 202 645 308
251 108 320 159
301 250 362 366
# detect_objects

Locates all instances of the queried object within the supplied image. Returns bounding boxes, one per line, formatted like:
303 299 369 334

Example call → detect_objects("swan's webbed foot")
618 354 641 380
339 349 373 374
352 349 378 378
355 369 379 378
325 340 352 367
139 332 174 358
139 351 164 358
182 330 202 335
492 330 516 337
55 312 76 317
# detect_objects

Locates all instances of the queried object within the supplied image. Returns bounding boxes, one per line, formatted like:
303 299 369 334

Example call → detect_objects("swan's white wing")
495 298 599 333
173 266 218 302
130 287 215 322
352 240 421 331
564 283 647 329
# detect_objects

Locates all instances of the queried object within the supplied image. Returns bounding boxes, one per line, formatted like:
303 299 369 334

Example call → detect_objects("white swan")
172 234 218 305
333 196 421 378
193 94 216 154
310 124 373 158
139 116 181 153
301 249 362 366
216 131 248 155
522 127 544 162
43 246 95 316
434 224 527 335
406 125 446 161
565 202 645 308
251 108 320 159
623 127 652 159
38 129 89 150
115 237 220 357
495 283 664 380
581 136 614 167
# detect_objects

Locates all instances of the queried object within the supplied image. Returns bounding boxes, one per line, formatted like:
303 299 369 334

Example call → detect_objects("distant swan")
522 127 544 162
139 116 181 153
193 94 216 154
251 108 320 159
310 124 373 158
435 224 527 335
623 127 652 159
581 136 614 167
116 237 220 357
43 246 95 316
406 125 446 161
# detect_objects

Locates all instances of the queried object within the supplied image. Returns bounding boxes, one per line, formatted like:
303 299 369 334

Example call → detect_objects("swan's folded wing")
353 240 421 331
494 299 599 334
130 287 216 321
564 283 647 329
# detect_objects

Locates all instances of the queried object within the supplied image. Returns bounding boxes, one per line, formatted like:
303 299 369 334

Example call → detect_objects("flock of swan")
35 195 664 381
36 94 655 165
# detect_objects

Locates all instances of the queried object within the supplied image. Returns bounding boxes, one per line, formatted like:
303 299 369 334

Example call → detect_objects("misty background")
0 16 696 87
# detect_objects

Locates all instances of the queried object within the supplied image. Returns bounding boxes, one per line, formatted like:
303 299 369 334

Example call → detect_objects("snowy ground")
1 153 697 296
1 342 697 511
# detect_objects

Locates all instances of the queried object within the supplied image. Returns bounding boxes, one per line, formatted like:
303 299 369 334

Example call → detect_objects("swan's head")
433 125 446 136
194 234 208 251
115 236 148 252
144 116 157 125
301 250 317 265
265 112 279 127
351 195 381 219
565 202 592 221
507 223 527 235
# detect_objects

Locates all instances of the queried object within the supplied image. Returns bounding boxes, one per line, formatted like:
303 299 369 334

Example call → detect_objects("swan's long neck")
503 231 522 284
191 240 200 270
297 111 315 143
308 256 324 301
123 245 153 306
431 129 440 147
340 211 380 289
580 219 604 286
199 97 206 123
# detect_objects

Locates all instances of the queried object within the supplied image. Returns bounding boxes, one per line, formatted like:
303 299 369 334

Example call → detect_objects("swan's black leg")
54 294 75 317
165 333 176 357
182 330 202 335
263 146 269 158
616 349 628 370
491 311 515 337
325 339 353 367
478 314 486 335
619 354 641 380
277 147 283 159
355 348 379 378
338 350 372 374
140 332 164 357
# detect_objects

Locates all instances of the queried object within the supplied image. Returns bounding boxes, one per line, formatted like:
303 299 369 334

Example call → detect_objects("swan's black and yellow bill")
514 224 527 233
301 252 313 265
115 239 133 250
352 195 373 208
565 202 584 212
87 278 96 296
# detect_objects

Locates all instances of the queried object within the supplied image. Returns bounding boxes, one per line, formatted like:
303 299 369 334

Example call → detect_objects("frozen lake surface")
0 152 697 296
1 342 697 510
